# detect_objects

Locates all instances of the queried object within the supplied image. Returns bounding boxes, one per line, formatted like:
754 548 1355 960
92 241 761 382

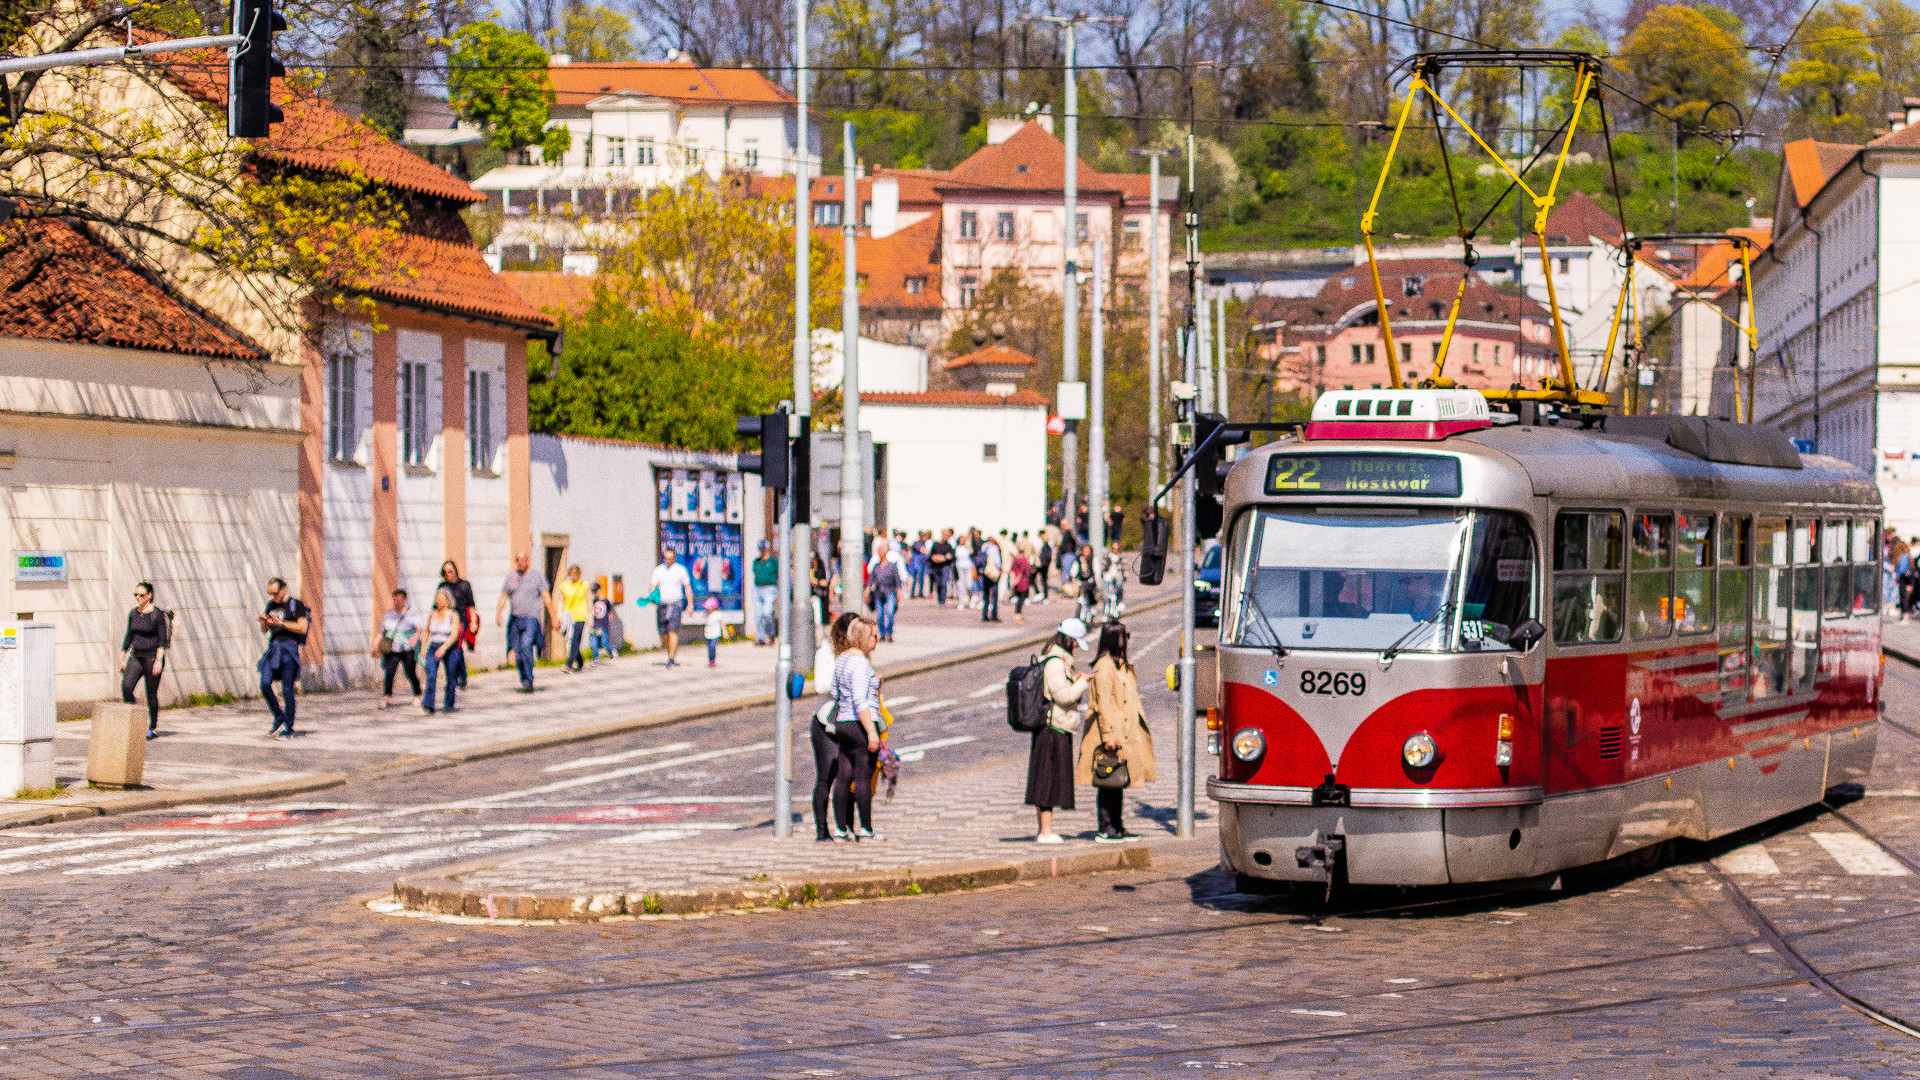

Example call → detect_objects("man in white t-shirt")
651 548 696 667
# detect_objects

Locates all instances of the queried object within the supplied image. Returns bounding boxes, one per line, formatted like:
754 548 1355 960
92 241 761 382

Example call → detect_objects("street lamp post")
839 121 865 617
1130 147 1178 497
1088 235 1106 590
777 0 813 840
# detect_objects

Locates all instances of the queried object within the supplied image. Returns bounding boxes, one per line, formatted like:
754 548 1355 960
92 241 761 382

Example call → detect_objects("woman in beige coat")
1076 621 1156 842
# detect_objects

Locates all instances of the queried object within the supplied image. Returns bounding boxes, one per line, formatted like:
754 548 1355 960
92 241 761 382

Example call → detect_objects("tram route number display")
1300 669 1367 696
1265 453 1462 497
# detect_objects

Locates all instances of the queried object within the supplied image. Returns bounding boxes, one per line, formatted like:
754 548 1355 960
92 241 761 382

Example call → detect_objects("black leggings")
831 720 874 833
382 650 420 696
810 720 840 839
1097 786 1125 835
122 653 162 731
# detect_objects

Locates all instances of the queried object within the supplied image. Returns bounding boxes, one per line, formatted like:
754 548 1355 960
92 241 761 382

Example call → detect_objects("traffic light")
228 0 286 138
734 409 791 490
1138 509 1170 585
1187 412 1246 540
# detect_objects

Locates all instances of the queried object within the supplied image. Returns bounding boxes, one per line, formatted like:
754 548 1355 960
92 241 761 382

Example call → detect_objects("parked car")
1194 539 1221 626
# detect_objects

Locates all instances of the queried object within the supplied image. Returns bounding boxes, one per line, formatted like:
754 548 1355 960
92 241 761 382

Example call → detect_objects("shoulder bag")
1091 746 1129 789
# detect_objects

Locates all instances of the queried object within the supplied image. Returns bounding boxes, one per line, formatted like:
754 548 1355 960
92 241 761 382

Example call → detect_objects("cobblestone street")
3 617 1920 1077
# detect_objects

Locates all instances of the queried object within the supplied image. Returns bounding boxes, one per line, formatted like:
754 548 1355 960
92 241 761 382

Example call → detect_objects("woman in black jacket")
440 560 477 688
121 582 171 738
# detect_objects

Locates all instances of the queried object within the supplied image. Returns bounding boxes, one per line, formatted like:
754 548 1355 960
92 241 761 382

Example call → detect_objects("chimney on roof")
1890 111 1906 133
872 176 899 238
987 118 1024 145
551 53 570 65
1907 98 1920 128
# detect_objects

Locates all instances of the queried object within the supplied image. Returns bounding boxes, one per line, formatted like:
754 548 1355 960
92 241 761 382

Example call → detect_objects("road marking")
1810 832 1911 876
899 699 957 716
226 836 464 873
1141 623 1182 657
1289 1009 1348 1017
0 835 136 860
885 696 919 707
0 836 233 875
321 831 563 873
543 741 695 773
893 735 978 762
1713 844 1780 875
969 683 1001 698
481 742 776 801
69 833 344 876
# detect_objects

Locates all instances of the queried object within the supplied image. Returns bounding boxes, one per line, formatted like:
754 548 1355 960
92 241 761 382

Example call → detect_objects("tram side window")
1719 514 1751 698
1552 510 1624 644
1853 519 1881 615
1752 516 1791 701
1674 512 1714 634
1823 517 1852 618
1792 520 1820 687
1629 512 1675 639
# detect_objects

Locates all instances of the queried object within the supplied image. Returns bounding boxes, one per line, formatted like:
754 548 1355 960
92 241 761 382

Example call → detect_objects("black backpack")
1006 654 1050 733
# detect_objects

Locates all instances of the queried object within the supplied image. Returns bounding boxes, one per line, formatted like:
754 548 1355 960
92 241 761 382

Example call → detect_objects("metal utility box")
0 623 57 796
808 431 875 527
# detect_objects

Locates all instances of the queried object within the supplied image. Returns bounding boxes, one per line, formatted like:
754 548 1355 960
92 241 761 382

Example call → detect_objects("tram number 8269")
1299 670 1367 696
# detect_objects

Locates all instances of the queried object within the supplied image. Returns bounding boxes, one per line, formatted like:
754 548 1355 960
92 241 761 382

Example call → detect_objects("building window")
636 138 655 165
815 202 842 226
1556 257 1570 274
606 137 625 166
685 145 700 166
1494 345 1502 369
1472 343 1481 365
743 140 759 168
983 443 999 462
400 361 431 467
1124 219 1142 250
959 275 978 308
516 148 536 166
1351 343 1362 365
1431 341 1441 363
959 211 979 239
1075 213 1088 242
996 212 1015 240
1403 275 1425 298
325 349 358 462
905 276 926 295
468 369 494 471
1366 344 1377 364
1315 345 1327 366
862 202 873 227
1400 342 1412 364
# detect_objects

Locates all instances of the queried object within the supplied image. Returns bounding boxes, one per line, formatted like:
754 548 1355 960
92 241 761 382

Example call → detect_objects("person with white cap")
1025 616 1091 843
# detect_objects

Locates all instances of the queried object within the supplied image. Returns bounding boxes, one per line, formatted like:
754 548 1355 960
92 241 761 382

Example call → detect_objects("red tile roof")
1671 227 1772 293
0 217 266 360
940 121 1125 197
822 215 941 311
743 169 947 209
1781 139 1861 208
863 389 1048 408
1542 191 1623 245
501 271 600 319
547 60 794 108
1266 258 1550 332
357 233 552 329
944 343 1038 370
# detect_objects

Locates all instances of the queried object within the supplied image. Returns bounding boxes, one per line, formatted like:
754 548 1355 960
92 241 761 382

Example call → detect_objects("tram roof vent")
1305 389 1491 441
1601 416 1803 470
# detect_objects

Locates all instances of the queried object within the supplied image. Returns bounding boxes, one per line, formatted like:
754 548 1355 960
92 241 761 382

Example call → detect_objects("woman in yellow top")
1076 621 1156 842
557 565 593 673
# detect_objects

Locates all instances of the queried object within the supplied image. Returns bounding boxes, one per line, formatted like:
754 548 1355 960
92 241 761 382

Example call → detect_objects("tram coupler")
1309 773 1350 807
1295 834 1346 873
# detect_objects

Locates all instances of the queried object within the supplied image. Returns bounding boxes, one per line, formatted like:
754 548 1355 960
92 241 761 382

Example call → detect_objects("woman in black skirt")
1026 616 1090 843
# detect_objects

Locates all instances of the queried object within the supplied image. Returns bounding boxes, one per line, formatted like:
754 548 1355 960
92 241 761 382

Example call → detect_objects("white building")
1752 125 1920 530
1518 191 1677 394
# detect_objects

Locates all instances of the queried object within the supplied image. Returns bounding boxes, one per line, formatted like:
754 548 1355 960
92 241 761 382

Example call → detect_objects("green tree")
1615 5 1752 125
447 22 571 160
560 1 636 61
528 296 780 449
1869 0 1920 119
1782 4 1882 138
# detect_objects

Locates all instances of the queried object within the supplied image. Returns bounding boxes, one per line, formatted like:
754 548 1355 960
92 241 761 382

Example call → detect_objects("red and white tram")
1210 389 1882 888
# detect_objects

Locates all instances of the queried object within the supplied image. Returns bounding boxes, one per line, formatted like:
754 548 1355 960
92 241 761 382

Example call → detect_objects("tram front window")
1225 508 1535 653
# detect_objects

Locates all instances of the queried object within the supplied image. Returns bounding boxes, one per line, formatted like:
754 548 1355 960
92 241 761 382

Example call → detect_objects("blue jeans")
423 645 460 710
507 615 540 687
258 639 301 732
874 591 898 637
755 584 779 642
589 627 612 660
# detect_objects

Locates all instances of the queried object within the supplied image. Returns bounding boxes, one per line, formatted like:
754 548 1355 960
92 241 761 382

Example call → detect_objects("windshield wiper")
1244 593 1289 660
1380 600 1454 667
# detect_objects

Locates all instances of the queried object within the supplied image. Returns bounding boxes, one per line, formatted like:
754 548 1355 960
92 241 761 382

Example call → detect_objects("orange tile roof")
1542 191 1623 245
547 60 794 108
814 216 942 311
1781 139 1861 208
1673 227 1772 293
941 121 1125 197
0 217 265 361
501 271 599 320
356 233 552 330
863 389 1049 408
944 343 1039 370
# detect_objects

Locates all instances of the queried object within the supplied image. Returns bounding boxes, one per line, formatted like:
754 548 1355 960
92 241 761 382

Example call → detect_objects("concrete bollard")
86 701 146 790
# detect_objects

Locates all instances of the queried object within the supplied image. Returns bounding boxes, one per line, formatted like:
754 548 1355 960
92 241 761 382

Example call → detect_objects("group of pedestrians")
850 525 1118 627
372 560 481 713
1025 616 1155 843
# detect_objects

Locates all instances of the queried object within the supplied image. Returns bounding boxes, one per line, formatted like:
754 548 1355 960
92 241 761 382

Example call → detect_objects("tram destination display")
1264 453 1461 497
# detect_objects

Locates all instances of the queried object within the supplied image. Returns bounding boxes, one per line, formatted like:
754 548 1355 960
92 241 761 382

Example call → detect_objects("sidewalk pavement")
1883 615 1920 666
4 577 1177 830
392 746 1220 921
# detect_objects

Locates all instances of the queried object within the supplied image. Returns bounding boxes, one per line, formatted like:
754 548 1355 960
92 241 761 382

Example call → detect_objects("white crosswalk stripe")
321 831 563 873
1810 832 1912 876
1714 844 1780 875
543 741 695 773
70 833 352 876
0 836 235 876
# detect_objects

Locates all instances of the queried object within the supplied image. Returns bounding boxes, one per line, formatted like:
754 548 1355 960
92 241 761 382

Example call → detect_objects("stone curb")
0 590 1181 832
1885 644 1920 670
391 840 1179 921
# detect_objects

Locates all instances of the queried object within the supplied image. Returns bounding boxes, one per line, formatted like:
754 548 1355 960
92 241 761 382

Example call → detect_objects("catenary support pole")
777 0 812 839
1176 131 1200 840
839 121 865 617
1216 291 1229 419
1134 149 1170 496
1061 20 1081 523
1088 235 1106 592
1196 275 1213 412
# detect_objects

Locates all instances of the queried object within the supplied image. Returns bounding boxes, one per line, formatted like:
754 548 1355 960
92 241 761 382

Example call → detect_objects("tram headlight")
1402 732 1439 769
1230 727 1266 762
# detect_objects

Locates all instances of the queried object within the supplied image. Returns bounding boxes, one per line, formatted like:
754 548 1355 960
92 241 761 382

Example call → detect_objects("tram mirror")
1138 511 1170 585
1508 618 1546 652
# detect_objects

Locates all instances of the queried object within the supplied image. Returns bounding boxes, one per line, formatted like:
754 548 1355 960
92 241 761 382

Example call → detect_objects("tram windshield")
1224 508 1535 653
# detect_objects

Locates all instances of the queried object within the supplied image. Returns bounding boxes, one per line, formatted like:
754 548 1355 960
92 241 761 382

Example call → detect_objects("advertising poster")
656 471 672 519
658 520 689 600
684 522 745 623
670 469 698 521
725 473 745 523
698 470 722 523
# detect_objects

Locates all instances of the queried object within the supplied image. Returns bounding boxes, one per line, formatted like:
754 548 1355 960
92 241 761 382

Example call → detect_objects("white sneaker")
1035 832 1064 844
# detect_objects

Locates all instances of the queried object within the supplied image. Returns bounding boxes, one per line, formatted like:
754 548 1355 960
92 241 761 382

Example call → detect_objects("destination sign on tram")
1264 453 1461 497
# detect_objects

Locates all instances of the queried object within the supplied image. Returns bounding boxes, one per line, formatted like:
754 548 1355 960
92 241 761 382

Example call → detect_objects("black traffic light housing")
228 0 286 138
1137 508 1170 585
734 409 791 490
1189 412 1247 540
